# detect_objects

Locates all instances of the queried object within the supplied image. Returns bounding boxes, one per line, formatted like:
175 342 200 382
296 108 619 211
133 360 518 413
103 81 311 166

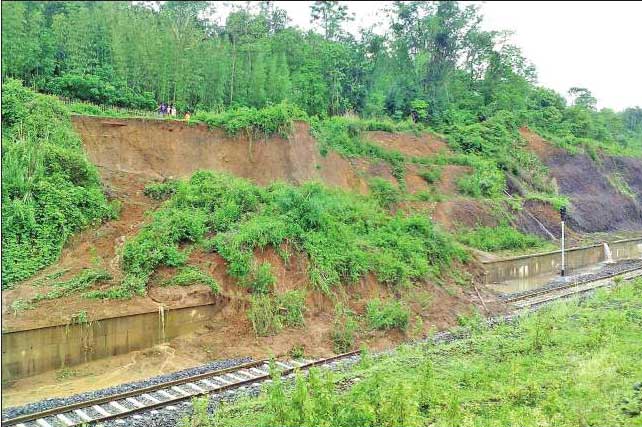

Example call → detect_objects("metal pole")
561 220 565 276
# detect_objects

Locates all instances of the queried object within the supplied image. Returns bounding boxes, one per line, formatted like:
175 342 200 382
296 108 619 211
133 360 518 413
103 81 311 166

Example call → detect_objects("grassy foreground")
181 280 642 427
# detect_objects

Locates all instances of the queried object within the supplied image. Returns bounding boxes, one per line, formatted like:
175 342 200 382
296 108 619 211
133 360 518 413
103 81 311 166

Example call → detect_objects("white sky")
217 1 642 111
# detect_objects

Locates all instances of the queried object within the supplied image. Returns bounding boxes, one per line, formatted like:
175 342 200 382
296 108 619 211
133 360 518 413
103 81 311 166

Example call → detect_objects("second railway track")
504 266 642 308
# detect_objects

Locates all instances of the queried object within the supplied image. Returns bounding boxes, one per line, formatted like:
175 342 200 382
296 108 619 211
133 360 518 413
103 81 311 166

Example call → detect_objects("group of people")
158 102 191 120
158 103 177 117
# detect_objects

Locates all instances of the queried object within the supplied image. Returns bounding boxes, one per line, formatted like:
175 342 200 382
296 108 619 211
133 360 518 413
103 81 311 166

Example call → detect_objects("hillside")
4 92 642 338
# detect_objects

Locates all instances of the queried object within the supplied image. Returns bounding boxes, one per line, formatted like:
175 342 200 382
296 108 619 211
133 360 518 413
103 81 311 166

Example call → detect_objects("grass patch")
163 266 219 294
608 173 636 200
525 192 569 210
368 177 401 209
331 303 358 353
457 225 548 252
33 269 112 302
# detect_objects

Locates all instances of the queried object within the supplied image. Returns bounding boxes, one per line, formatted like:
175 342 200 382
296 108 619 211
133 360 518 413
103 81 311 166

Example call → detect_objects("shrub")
366 299 410 331
419 167 442 184
248 294 283 336
247 291 306 336
144 180 179 200
97 171 463 298
244 262 277 294
1 80 113 288
368 178 401 209
331 304 358 353
456 158 506 198
277 290 306 328
192 102 307 137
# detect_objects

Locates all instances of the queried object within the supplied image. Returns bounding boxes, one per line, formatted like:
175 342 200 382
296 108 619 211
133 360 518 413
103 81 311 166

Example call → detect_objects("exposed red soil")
437 165 472 195
519 127 564 158
364 131 448 157
74 117 369 192
432 200 500 232
351 158 399 188
404 164 430 194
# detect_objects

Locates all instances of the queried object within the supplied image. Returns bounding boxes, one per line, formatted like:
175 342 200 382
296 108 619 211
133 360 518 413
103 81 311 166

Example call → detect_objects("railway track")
2 351 360 427
5 267 641 427
504 266 642 309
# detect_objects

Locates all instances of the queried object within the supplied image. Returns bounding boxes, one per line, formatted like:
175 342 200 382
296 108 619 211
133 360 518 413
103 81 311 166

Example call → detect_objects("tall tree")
310 1 354 41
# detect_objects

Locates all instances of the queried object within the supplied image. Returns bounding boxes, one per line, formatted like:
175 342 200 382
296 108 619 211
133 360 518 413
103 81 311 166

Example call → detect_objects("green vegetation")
365 299 410 331
96 171 464 299
525 192 570 210
243 262 277 294
144 180 179 201
248 294 283 337
194 279 642 426
1 80 114 289
457 225 549 252
192 103 307 137
456 158 507 198
276 290 306 328
163 266 220 295
608 173 636 200
248 291 306 336
312 117 408 182
68 310 89 326
34 269 112 302
368 178 401 209
331 304 358 353
418 167 442 184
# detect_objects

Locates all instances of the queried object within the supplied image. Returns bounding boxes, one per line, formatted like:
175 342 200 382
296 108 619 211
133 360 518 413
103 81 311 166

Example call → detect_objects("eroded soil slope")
73 117 368 192
4 117 488 336
521 128 642 232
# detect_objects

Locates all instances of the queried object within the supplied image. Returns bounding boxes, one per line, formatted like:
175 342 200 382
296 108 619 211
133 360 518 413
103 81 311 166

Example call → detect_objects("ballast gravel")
2 357 251 420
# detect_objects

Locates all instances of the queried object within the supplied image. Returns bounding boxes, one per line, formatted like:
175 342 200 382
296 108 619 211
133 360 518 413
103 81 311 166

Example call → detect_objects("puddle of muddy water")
489 262 606 294
1 343 200 409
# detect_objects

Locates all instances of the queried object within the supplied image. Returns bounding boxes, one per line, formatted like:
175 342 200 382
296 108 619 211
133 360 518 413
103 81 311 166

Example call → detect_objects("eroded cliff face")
520 128 642 232
72 117 368 192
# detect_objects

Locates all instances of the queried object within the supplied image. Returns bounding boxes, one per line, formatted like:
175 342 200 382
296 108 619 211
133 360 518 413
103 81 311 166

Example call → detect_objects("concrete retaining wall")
2 304 220 382
482 238 642 284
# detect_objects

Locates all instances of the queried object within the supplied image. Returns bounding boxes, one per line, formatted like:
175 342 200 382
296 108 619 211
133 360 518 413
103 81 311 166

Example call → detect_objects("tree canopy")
2 0 640 151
